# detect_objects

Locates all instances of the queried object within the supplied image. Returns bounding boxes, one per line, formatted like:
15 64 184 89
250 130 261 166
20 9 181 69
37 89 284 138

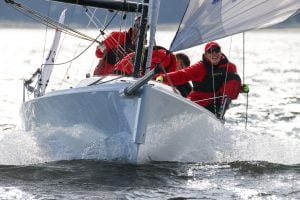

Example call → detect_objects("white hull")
21 76 225 163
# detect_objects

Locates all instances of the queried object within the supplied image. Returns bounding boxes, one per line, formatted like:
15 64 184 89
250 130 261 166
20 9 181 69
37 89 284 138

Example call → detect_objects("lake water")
0 27 299 199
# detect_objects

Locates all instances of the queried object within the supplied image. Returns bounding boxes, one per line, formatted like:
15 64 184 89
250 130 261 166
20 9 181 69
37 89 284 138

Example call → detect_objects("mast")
124 0 160 96
132 0 149 78
49 0 142 12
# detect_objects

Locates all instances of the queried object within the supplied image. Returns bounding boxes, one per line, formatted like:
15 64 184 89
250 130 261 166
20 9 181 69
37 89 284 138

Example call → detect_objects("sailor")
156 41 243 119
113 46 177 77
174 53 192 97
93 17 140 76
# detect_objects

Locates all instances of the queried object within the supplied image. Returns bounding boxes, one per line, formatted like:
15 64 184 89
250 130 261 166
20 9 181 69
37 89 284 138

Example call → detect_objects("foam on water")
1 123 299 165
138 111 300 164
0 124 136 165
224 126 300 164
0 187 34 200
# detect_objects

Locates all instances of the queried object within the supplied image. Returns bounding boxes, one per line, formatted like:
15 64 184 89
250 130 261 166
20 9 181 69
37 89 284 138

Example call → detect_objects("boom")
49 0 143 12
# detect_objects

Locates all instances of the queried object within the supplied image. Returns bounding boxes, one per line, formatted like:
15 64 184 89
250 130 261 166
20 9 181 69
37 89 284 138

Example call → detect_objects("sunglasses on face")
206 47 221 54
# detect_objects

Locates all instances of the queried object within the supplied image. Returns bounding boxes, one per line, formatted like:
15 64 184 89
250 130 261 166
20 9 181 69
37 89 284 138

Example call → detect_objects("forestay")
170 0 300 51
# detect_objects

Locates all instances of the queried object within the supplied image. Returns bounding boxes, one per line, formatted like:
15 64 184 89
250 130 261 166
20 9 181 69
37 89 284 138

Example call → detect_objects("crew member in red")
93 17 140 76
156 41 242 119
113 46 177 77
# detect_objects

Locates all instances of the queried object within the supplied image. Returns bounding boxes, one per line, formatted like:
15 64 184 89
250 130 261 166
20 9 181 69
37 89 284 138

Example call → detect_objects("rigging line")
243 32 249 129
172 0 224 47
42 33 101 67
56 4 77 69
58 8 99 89
51 75 76 87
152 50 179 94
89 75 124 86
54 10 121 86
211 57 217 115
169 0 190 49
43 11 120 67
89 53 98 74
221 36 233 103
242 32 245 83
6 0 99 43
85 8 116 74
114 11 132 60
120 9 130 52
98 26 134 64
161 66 179 94
101 11 138 57
193 95 227 103
95 11 133 58
105 11 141 58
85 8 103 73
86 9 100 28
55 5 79 89
41 0 51 65
85 7 106 29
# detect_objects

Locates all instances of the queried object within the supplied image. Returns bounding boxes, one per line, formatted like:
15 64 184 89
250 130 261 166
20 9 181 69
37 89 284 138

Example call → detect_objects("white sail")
37 9 66 96
170 0 300 51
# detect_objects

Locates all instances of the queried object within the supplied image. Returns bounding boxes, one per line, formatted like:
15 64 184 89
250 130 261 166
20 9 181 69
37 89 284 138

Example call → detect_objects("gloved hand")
241 84 250 93
156 75 164 82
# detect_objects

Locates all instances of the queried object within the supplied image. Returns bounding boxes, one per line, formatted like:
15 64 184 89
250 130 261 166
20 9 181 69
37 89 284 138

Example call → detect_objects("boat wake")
222 126 300 165
0 123 299 165
0 124 136 165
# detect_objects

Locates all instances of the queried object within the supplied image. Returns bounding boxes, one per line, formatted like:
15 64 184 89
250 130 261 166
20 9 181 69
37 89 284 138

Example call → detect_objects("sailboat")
5 0 300 163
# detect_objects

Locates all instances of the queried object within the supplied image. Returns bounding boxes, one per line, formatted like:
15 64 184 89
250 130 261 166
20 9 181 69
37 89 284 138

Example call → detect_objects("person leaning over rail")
156 41 247 119
113 46 177 78
174 53 192 97
93 17 140 76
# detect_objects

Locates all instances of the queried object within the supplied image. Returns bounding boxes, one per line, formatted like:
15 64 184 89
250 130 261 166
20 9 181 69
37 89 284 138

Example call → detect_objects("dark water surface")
0 160 299 199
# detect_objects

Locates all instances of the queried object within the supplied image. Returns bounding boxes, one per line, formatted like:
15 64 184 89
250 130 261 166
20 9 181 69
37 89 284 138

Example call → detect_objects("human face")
176 59 185 70
131 17 141 42
204 46 221 65
131 26 139 42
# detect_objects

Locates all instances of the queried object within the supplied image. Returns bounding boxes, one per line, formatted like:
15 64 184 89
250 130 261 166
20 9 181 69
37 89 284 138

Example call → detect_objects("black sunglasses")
206 47 221 54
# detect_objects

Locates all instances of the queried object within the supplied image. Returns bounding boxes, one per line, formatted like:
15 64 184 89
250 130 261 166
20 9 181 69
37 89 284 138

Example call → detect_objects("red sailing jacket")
94 31 135 76
162 54 241 107
113 49 177 77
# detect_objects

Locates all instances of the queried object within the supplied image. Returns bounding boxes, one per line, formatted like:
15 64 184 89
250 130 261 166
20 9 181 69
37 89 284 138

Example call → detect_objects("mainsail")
170 0 300 51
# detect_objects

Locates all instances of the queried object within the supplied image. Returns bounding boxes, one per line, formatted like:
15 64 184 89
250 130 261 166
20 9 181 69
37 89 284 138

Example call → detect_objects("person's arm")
113 52 135 75
95 43 105 58
218 62 241 100
162 62 206 85
227 62 237 73
103 32 126 51
95 32 126 58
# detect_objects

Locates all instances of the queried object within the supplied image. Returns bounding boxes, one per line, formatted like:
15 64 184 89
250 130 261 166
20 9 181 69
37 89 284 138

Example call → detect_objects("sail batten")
170 0 300 51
